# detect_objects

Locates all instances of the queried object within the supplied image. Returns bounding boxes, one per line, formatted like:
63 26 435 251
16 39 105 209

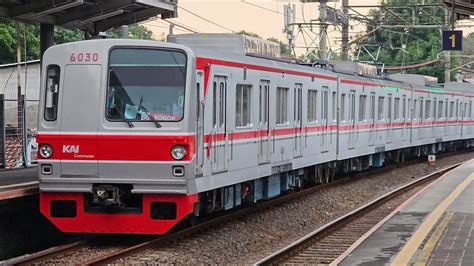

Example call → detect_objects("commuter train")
37 34 474 234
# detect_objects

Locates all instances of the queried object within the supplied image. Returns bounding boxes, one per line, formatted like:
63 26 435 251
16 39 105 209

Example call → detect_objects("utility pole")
444 8 451 82
319 0 328 61
341 0 349 61
169 23 175 35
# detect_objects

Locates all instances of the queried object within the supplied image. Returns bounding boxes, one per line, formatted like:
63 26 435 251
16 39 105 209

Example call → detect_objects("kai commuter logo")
63 145 80 154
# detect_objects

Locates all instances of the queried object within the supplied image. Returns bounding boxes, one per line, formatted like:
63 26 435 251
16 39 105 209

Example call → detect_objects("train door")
369 92 376 145
293 84 303 157
196 71 204 174
60 65 100 176
321 87 329 152
258 80 270 163
211 76 227 172
348 90 356 148
433 98 438 139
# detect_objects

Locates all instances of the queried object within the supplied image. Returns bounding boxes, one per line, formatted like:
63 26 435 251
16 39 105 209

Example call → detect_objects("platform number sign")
442 30 462 51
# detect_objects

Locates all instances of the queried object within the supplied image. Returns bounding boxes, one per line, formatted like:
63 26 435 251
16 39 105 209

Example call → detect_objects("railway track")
255 163 461 265
6 153 466 265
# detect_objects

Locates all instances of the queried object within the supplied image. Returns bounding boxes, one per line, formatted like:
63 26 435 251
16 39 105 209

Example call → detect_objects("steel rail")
82 153 468 265
6 151 469 265
254 163 462 265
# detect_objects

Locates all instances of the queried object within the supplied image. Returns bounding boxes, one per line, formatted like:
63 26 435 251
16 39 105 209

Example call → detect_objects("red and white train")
36 34 474 234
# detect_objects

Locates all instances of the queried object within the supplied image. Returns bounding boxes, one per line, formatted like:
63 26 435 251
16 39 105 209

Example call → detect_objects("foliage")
0 20 154 64
355 0 452 82
107 24 154 40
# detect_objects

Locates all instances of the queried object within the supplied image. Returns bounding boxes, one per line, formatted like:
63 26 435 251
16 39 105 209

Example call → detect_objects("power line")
175 4 236 33
241 0 304 22
159 18 200 33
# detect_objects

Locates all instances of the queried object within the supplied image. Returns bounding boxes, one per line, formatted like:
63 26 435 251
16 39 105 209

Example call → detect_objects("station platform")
339 160 474 266
0 167 38 201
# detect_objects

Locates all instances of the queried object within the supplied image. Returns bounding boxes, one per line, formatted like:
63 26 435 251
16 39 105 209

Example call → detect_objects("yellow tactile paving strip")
391 173 474 265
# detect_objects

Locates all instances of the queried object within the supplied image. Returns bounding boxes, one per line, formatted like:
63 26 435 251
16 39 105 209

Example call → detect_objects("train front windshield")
106 48 187 122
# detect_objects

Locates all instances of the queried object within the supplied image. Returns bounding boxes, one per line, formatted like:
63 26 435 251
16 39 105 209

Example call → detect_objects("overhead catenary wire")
173 4 236 33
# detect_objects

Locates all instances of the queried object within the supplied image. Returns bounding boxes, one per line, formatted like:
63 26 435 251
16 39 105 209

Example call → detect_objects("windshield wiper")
138 96 161 128
140 106 162 128
113 106 134 128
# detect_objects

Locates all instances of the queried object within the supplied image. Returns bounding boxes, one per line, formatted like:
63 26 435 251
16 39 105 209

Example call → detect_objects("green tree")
356 0 453 82
0 20 155 64
107 24 154 40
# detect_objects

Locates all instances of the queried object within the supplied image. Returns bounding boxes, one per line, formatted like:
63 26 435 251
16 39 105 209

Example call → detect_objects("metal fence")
0 94 38 169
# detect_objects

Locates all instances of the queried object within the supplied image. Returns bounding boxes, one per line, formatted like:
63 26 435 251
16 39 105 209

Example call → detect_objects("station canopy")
0 0 177 34
441 0 474 18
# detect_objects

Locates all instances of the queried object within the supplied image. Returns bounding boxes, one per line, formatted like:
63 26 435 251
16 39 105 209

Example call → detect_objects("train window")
433 99 437 120
449 101 454 118
469 102 473 119
359 95 367 121
419 98 424 120
438 101 444 118
401 96 406 120
387 94 392 121
378 96 384 120
213 82 217 127
413 99 418 119
370 93 375 122
219 82 225 127
394 98 400 120
106 48 187 122
332 92 337 121
349 91 355 121
455 101 459 119
44 65 60 121
307 90 317 123
340 93 346 121
322 88 329 121
464 102 468 118
236 84 252 127
276 87 288 124
425 100 431 119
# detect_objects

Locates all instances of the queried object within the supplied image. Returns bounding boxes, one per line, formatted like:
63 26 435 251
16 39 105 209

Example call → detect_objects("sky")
142 0 474 58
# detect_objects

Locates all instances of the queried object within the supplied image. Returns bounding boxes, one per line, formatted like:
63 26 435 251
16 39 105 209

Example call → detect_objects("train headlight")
39 144 53 159
171 146 187 160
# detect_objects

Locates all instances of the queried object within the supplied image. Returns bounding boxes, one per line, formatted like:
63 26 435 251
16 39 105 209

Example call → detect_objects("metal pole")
444 8 451 82
452 0 455 30
0 94 5 169
319 0 328 61
40 23 55 60
169 23 175 35
341 0 350 61
120 25 129 38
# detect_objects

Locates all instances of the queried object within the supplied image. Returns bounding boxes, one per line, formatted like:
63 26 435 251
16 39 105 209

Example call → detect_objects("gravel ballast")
113 152 473 265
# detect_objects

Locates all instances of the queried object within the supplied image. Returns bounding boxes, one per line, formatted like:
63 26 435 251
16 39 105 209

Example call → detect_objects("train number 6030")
70 52 99 62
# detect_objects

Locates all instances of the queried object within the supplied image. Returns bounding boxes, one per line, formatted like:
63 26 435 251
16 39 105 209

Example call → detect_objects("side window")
419 98 424 120
425 100 431 119
394 97 400 120
276 87 288 124
307 89 317 123
44 65 61 121
236 84 252 127
219 82 225 127
332 91 337 121
450 101 454 118
438 100 443 119
378 96 384 121
359 95 367 122
414 99 418 119
387 94 392 121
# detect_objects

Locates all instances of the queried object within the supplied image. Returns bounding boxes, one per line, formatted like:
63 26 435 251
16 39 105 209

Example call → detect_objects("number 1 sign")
442 30 463 51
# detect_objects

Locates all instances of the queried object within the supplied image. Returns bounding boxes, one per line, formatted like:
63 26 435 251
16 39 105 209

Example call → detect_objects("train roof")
46 38 474 97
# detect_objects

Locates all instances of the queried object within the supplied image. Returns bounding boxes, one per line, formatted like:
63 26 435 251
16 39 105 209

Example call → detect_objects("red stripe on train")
36 134 196 161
